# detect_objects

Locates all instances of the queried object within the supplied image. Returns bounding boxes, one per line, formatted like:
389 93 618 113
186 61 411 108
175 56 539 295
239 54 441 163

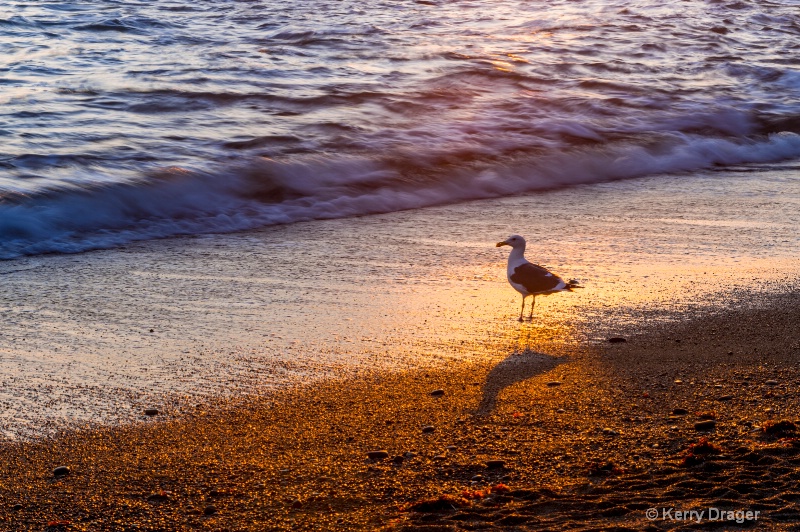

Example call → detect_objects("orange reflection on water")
490 59 514 73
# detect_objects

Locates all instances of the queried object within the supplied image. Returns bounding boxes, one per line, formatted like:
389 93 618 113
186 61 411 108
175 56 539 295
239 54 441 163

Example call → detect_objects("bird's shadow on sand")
476 350 567 416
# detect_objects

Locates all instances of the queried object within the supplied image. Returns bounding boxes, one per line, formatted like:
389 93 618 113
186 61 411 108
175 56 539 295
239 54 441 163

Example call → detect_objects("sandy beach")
0 166 798 530
0 289 798 530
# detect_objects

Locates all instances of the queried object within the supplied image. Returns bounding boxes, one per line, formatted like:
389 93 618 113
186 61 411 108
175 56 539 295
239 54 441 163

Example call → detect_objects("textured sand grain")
1 290 798 530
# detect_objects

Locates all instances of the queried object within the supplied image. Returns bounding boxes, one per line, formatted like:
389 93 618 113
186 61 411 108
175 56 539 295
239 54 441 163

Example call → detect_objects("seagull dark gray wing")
510 263 563 294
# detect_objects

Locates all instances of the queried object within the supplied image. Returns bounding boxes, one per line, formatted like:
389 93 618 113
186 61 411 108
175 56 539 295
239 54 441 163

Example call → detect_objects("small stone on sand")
608 337 627 343
422 426 435 433
486 460 506 469
429 389 445 397
53 466 70 477
367 450 389 460
144 409 159 416
204 505 217 515
695 420 717 431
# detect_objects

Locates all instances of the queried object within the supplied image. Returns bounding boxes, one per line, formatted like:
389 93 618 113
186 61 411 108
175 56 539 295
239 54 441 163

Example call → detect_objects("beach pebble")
144 408 159 416
392 455 405 464
433 455 446 461
710 26 729 34
602 428 619 436
11 504 23 511
486 460 506 469
556 408 565 414
204 505 218 515
405 451 416 458
367 450 389 460
695 420 717 431
546 381 562 387
672 408 688 415
147 492 169 502
718 395 733 401
429 389 445 397
422 426 435 434
53 466 70 477
471 474 484 481
446 445 457 451
608 337 627 343
766 380 779 386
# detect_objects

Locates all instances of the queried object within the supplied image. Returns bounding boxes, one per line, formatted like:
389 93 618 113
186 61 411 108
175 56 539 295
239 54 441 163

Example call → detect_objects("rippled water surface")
1 0 799 257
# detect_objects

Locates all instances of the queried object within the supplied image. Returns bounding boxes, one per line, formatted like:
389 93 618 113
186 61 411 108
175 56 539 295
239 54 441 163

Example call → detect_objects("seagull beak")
496 241 509 247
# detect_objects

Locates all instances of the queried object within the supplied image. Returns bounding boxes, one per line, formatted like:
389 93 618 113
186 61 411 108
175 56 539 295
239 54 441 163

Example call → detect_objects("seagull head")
496 234 526 248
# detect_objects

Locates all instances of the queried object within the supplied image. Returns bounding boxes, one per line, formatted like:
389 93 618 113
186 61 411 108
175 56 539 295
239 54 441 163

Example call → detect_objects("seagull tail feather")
565 279 584 290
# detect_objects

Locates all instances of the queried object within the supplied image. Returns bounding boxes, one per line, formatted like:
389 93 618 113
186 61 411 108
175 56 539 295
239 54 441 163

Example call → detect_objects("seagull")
496 234 580 321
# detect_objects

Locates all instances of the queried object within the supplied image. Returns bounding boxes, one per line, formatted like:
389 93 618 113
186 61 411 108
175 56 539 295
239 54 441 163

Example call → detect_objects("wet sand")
1 165 797 439
1 289 798 531
0 166 797 529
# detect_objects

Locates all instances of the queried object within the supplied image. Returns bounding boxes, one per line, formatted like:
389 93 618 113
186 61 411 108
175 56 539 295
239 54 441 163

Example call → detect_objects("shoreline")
1 165 797 440
1 288 798 530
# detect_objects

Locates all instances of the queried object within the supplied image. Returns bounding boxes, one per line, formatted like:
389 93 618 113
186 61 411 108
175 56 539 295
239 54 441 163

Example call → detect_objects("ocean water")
1 0 799 258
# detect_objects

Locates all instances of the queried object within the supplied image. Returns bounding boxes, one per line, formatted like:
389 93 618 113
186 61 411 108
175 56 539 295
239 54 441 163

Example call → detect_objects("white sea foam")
2 132 799 259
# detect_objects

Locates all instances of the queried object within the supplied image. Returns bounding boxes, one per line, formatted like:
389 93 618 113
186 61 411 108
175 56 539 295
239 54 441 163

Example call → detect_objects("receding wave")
2 131 799 259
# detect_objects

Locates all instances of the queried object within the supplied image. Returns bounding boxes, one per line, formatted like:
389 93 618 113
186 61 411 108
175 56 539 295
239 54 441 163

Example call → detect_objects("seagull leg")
518 296 526 322
527 296 536 320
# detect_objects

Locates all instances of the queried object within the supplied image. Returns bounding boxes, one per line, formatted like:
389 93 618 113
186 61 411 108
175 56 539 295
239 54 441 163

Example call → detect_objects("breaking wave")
2 131 799 259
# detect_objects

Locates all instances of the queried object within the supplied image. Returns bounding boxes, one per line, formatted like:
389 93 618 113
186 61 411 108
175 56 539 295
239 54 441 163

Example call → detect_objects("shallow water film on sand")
1 0 799 257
